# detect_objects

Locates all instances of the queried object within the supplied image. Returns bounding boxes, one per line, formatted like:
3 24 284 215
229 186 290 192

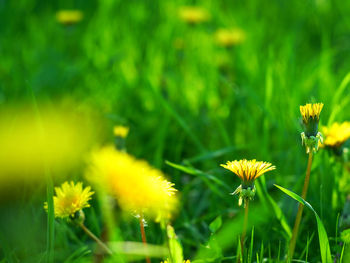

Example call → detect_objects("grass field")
1 1 350 262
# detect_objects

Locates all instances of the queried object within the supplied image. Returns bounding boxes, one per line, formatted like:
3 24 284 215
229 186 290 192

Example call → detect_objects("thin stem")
139 214 151 263
288 151 313 261
46 173 55 263
79 223 113 255
238 199 250 263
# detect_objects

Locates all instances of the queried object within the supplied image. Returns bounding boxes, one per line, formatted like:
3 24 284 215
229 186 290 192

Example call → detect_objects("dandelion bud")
300 103 324 137
300 103 324 153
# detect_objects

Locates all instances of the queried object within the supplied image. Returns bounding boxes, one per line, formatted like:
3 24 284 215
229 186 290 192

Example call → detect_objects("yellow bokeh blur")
0 104 96 185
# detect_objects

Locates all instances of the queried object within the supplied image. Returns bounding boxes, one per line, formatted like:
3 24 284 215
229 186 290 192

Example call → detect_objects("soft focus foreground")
1 1 350 263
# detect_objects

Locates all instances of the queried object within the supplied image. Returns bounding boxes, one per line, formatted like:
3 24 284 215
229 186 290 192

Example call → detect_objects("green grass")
1 0 350 262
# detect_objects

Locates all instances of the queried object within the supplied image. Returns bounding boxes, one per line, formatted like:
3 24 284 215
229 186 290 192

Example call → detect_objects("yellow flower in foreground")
300 103 324 125
113 125 129 138
44 181 94 218
221 159 275 186
178 6 210 24
322 122 350 148
56 10 83 25
215 28 246 47
87 146 177 219
221 159 275 206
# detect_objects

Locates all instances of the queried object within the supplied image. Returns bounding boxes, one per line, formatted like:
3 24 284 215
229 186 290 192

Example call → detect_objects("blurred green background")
1 0 350 262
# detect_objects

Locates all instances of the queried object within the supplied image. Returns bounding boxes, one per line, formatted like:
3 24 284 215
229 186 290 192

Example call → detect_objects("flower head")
221 159 275 186
299 103 324 153
300 103 324 125
44 181 94 218
178 6 210 24
300 103 323 136
56 10 83 25
113 125 129 138
87 146 177 220
221 159 275 206
215 28 246 47
322 122 350 148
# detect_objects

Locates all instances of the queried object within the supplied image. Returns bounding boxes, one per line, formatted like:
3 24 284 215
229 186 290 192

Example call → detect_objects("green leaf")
209 216 222 233
274 184 332 263
256 178 292 239
167 225 184 263
165 160 231 197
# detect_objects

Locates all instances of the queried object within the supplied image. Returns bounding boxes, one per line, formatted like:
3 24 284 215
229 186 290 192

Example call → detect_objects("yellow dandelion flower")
113 125 129 138
221 159 275 186
221 159 275 206
87 146 177 219
44 181 94 218
322 122 350 148
178 6 210 24
300 103 324 125
215 28 246 47
56 10 83 25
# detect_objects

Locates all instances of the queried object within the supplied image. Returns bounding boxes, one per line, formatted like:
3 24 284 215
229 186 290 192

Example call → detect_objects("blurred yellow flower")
178 6 209 24
0 106 95 183
221 159 275 185
44 181 94 218
87 146 177 219
56 10 83 25
215 28 246 47
113 125 129 138
300 103 324 125
322 122 350 148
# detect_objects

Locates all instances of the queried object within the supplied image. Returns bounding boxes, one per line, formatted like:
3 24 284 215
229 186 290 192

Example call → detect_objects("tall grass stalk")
288 151 313 260
79 223 113 255
46 174 55 263
139 214 151 263
238 200 250 263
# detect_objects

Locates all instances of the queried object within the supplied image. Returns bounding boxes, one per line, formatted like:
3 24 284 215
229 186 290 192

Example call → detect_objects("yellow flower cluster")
322 122 350 148
178 6 210 24
56 10 83 25
44 181 94 218
300 103 324 124
113 125 129 138
221 159 275 185
87 146 177 219
215 28 246 47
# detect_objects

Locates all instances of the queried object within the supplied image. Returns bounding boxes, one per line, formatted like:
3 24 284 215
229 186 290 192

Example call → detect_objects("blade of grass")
183 146 246 164
274 184 332 263
46 173 55 263
165 160 231 197
248 227 254 263
340 243 345 263
260 242 264 263
327 72 350 125
255 178 292 239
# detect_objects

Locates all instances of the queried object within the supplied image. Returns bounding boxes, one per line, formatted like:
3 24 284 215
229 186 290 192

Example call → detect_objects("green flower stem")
288 151 313 261
239 199 249 263
79 223 113 255
139 214 151 263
